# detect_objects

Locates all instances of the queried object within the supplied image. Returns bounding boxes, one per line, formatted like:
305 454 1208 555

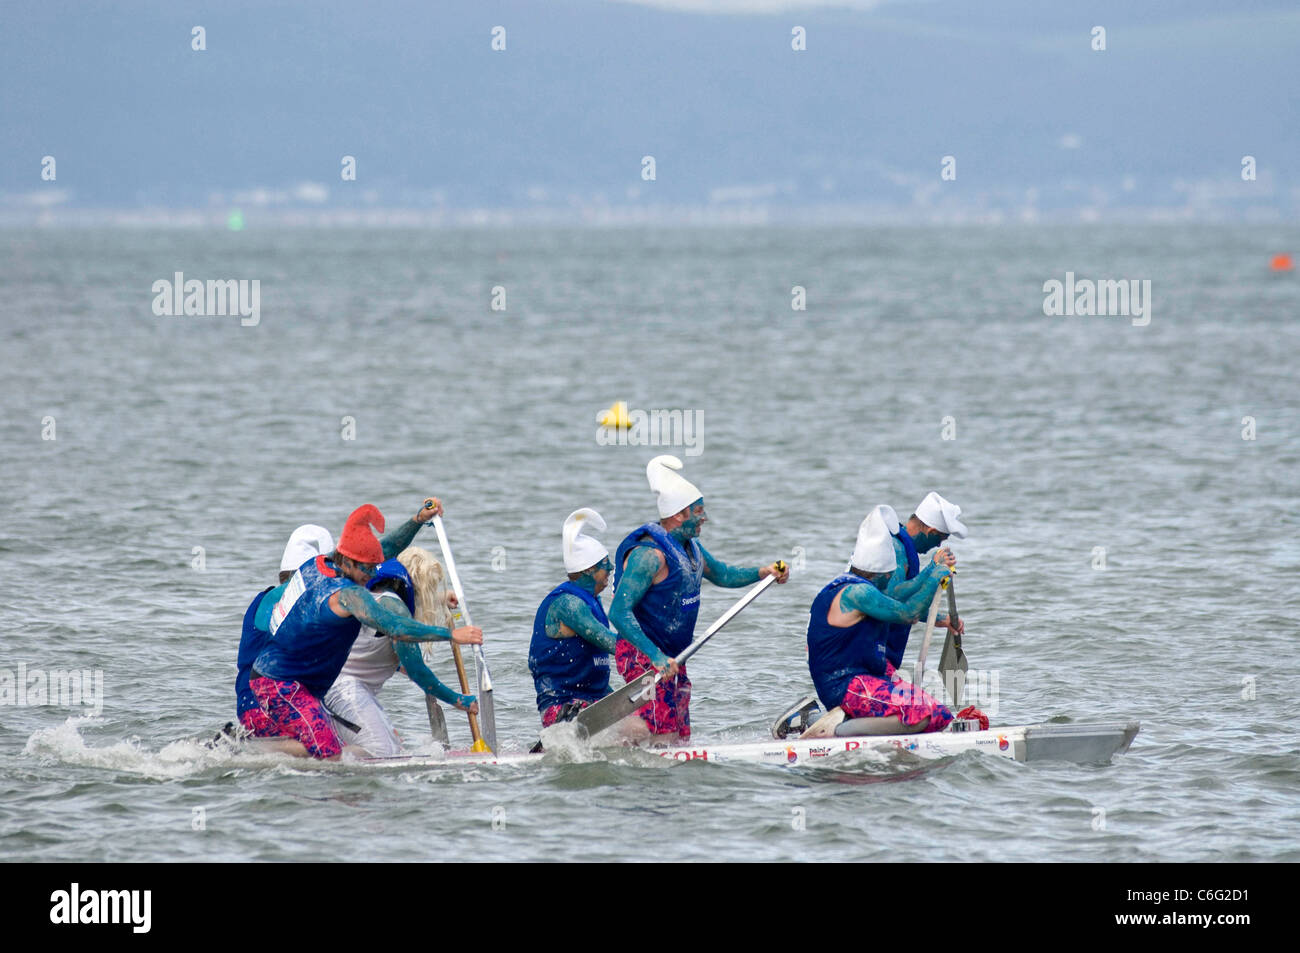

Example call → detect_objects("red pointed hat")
336 504 385 564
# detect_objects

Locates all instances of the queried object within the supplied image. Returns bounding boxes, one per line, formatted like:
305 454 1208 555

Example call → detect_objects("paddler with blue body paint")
234 524 334 737
609 455 790 743
807 505 954 733
528 508 618 729
249 499 483 760
880 492 967 672
323 548 478 757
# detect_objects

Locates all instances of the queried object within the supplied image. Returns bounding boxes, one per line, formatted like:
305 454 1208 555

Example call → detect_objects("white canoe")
354 721 1140 770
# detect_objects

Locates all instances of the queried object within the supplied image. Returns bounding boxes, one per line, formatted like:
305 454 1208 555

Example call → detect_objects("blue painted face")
583 556 615 595
913 528 948 553
678 499 707 539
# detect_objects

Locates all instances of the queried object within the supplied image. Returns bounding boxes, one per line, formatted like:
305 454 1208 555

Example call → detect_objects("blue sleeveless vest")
528 582 612 711
235 585 275 715
253 555 361 697
885 529 921 668
806 574 891 710
614 522 704 656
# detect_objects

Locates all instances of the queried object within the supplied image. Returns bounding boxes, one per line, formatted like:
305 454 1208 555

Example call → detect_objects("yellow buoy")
598 400 631 429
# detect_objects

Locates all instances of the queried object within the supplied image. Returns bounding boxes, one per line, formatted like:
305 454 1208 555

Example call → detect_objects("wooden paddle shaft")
450 640 483 745
431 512 494 750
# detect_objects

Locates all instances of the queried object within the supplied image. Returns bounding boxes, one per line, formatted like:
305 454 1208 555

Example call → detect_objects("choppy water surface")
2 225 1297 862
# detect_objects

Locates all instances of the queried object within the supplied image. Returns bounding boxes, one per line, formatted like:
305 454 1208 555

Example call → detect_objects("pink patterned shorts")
540 699 592 728
250 676 342 759
238 707 275 737
841 672 953 732
614 640 691 740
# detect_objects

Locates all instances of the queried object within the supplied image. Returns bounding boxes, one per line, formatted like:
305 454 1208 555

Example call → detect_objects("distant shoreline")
2 206 1294 228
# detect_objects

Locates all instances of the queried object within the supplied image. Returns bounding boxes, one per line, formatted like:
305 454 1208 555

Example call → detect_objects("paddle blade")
939 633 968 707
939 577 967 706
573 670 657 739
425 696 450 746
473 647 498 752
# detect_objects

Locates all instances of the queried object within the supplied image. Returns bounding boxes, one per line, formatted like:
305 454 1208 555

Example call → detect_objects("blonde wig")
396 546 454 665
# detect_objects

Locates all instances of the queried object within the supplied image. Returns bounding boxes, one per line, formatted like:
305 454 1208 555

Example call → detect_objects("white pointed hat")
280 524 335 572
915 491 968 539
851 505 899 573
563 508 609 573
647 455 702 519
874 504 902 535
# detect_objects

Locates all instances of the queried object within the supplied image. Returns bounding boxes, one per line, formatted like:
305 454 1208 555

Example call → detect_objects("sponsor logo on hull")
663 749 709 761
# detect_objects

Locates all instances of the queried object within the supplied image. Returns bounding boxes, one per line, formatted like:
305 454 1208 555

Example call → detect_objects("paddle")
430 513 496 753
913 573 948 691
938 576 968 707
425 696 450 746
573 566 783 740
448 635 485 750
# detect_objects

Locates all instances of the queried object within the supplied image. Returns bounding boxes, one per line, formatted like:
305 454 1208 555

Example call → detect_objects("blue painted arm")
254 582 287 631
381 518 423 559
889 558 941 602
699 544 761 588
609 547 673 668
393 641 473 707
841 570 945 623
550 595 618 653
337 587 454 642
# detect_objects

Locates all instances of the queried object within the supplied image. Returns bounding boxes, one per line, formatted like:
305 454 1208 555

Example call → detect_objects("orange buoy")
1270 253 1294 271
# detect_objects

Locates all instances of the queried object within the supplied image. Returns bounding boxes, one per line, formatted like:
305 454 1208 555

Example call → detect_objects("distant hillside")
2 0 1297 222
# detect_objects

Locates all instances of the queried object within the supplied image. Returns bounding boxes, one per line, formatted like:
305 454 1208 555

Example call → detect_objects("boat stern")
1016 721 1141 763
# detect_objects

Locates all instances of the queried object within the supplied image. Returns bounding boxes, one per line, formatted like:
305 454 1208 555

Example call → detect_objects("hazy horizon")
4 0 1297 225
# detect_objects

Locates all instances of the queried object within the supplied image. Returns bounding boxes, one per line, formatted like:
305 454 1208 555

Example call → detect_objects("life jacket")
528 581 613 711
885 528 921 668
235 585 275 715
806 573 891 710
253 555 362 697
613 522 704 656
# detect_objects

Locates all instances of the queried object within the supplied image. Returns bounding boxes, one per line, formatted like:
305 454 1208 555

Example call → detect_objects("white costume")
323 590 406 756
